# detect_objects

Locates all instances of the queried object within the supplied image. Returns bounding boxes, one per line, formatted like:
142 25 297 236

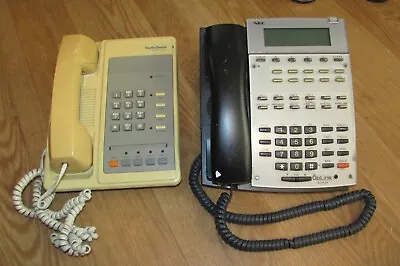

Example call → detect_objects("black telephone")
188 18 377 252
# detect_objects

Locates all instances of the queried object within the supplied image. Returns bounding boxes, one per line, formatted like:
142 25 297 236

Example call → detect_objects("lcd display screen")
264 28 331 46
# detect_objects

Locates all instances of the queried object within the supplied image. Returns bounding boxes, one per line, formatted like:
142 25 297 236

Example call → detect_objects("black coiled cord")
188 154 377 251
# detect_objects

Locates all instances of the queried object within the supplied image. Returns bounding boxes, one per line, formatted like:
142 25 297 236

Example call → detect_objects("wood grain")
1 0 399 265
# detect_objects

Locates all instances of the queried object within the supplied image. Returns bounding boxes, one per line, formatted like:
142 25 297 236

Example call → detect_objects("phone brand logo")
145 45 167 50
253 21 264 25
313 175 333 182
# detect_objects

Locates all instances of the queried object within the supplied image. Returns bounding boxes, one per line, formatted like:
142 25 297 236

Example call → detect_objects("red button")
337 162 350 168
109 160 119 167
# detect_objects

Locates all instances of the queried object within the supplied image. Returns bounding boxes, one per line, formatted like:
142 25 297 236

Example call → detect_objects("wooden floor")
1 0 400 265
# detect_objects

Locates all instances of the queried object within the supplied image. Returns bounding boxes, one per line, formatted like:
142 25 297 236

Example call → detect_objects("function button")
320 57 328 62
334 57 344 62
335 69 345 74
337 95 347 100
288 78 299 83
337 151 349 156
156 103 166 108
304 126 317 134
290 150 302 159
290 162 303 171
322 138 334 144
155 114 166 119
288 69 298 74
109 160 119 168
306 103 316 109
123 123 132 131
136 123 145 130
257 95 268 100
290 104 300 110
304 57 312 63
290 138 302 147
321 103 332 109
259 127 271 133
156 125 166 131
319 69 329 74
289 126 302 134
158 157 168 165
275 126 287 134
272 57 280 63
133 158 143 166
275 150 288 158
145 158 156 165
112 112 120 120
305 162 318 170
275 138 287 146
337 104 347 109
320 78 330 82
322 151 334 156
305 150 317 158
281 176 312 182
321 95 331 100
272 78 283 83
112 102 121 109
335 77 346 82
256 57 266 62
125 90 133 98
337 162 350 168
272 69 282 74
305 95 315 100
113 92 121 98
273 95 284 100
259 139 271 145
275 162 288 171
111 124 120 132
289 95 300 100
304 78 314 82
125 101 133 109
337 139 349 144
259 152 272 157
136 111 145 119
288 57 296 63
303 69 314 74
322 163 335 168
136 100 145 108
155 92 166 97
274 104 284 110
258 105 268 110
120 159 131 167
321 126 333 132
124 112 132 120
336 126 348 132
305 138 317 146
137 89 145 97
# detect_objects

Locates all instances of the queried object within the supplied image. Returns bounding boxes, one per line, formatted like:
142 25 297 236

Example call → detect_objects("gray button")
306 104 316 109
158 157 168 165
275 126 287 134
111 124 120 132
289 95 300 100
125 101 133 109
305 150 317 158
336 126 349 132
136 100 145 108
275 163 288 170
289 126 302 134
259 152 271 157
137 89 145 97
136 123 145 130
123 123 132 131
322 151 334 156
337 104 347 109
305 95 315 100
305 138 317 146
275 138 287 146
290 138 302 147
305 162 318 170
322 163 335 168
321 95 331 100
273 95 284 100
337 151 349 156
290 150 302 159
321 126 333 132
322 139 334 144
124 112 132 120
259 139 271 145
112 102 121 109
112 112 120 120
120 159 131 167
275 150 288 158
136 111 145 119
290 163 302 171
133 158 143 166
125 90 133 98
113 92 121 98
304 126 317 134
321 103 332 109
337 139 349 144
145 158 155 165
337 95 347 100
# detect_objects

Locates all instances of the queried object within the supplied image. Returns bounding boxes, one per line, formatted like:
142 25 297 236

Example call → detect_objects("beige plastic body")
44 35 181 191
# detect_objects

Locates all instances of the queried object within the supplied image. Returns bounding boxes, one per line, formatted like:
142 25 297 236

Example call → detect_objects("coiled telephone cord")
12 150 98 256
188 154 377 251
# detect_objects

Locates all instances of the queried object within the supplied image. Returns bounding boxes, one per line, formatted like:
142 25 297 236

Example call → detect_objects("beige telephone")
13 34 181 256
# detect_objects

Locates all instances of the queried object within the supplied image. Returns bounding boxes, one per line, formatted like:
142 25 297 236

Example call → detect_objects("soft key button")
155 92 166 97
156 125 166 131
155 114 166 119
272 69 282 74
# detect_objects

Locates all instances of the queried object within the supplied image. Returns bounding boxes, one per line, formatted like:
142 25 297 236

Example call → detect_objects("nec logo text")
253 21 264 25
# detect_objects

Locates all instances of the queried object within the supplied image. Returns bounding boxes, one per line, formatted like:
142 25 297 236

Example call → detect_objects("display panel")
264 28 331 46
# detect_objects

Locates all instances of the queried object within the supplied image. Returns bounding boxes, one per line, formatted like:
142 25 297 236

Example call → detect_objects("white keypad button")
136 100 145 108
136 111 145 119
112 112 120 120
125 90 133 98
113 92 121 98
137 89 145 97
125 101 133 109
124 112 132 120
136 123 145 130
111 124 120 132
123 123 132 131
112 102 121 109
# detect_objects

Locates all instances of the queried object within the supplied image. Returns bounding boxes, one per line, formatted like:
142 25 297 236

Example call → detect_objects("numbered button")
113 92 121 98
304 126 317 134
111 124 120 132
137 89 145 97
290 150 302 159
305 162 318 170
112 112 120 120
305 150 317 158
275 163 288 171
275 126 287 134
275 138 287 146
305 138 317 146
136 100 145 108
123 123 132 131
136 111 145 119
290 163 303 171
125 101 133 109
136 123 145 130
112 102 121 109
124 112 132 120
275 150 288 158
290 138 302 147
289 126 302 134
125 90 133 98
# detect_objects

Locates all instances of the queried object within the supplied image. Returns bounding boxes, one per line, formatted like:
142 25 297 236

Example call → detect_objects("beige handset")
49 35 98 173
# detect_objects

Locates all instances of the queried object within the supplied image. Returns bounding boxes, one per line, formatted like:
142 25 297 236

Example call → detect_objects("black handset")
205 24 251 185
